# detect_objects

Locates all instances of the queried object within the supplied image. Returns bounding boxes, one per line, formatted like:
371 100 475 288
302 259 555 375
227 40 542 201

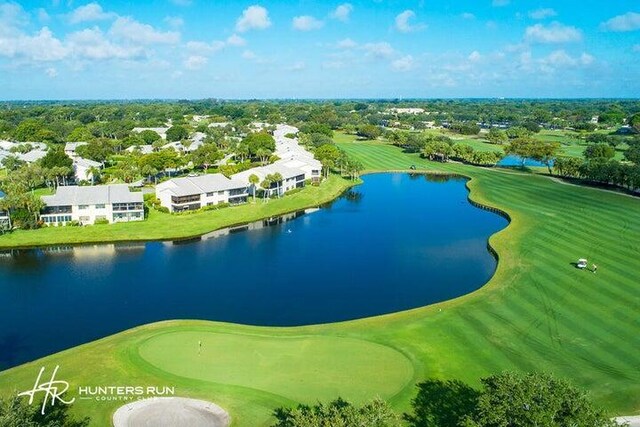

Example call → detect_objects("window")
79 216 90 222
96 204 106 209
78 205 89 210
218 191 224 195
206 192 214 197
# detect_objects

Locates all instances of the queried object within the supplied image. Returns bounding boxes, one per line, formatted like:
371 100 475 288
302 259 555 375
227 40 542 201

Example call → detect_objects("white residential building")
41 185 144 226
0 191 9 228
64 142 87 159
132 127 169 140
73 157 102 182
125 145 154 155
232 163 306 197
156 174 248 212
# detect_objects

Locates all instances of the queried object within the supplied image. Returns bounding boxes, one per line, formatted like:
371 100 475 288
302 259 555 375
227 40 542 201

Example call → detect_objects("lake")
0 173 508 369
498 155 550 167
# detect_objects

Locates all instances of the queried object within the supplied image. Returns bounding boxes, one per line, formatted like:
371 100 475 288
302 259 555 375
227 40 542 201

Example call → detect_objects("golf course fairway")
0 141 638 426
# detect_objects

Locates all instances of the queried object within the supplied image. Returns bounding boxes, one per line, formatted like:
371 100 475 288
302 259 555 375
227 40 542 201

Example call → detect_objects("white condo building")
156 174 248 212
41 185 144 226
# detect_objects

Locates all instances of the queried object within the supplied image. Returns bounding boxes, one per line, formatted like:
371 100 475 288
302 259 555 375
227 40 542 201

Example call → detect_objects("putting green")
137 331 414 403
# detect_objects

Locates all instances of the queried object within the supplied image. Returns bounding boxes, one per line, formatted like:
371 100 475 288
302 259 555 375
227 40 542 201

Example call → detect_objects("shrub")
93 218 109 225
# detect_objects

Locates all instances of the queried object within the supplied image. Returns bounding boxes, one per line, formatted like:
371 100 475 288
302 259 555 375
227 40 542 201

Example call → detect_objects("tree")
529 141 561 174
299 122 333 137
554 157 582 177
357 124 382 140
504 137 536 167
249 174 260 201
624 144 640 164
630 113 640 133
405 379 480 427
66 127 93 142
273 397 402 427
87 166 101 185
166 125 189 142
260 177 272 202
1 155 25 171
406 373 618 427
584 143 615 160
421 141 453 162
314 144 340 177
191 144 222 171
76 139 114 163
244 132 276 159
467 372 618 427
0 395 90 426
13 119 44 142
486 128 508 145
138 129 161 144
40 148 73 170
270 172 283 197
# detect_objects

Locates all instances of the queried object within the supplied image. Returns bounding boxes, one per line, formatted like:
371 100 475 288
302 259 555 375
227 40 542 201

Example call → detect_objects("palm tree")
249 174 260 202
272 172 283 198
87 166 101 185
260 178 272 202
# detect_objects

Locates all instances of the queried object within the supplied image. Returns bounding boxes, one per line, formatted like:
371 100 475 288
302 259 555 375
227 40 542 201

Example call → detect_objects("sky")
0 0 639 100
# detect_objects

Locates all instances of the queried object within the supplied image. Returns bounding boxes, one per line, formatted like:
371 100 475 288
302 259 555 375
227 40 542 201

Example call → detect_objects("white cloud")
528 8 557 20
492 0 509 7
292 15 324 31
242 50 257 60
391 55 414 72
331 3 353 22
37 8 51 23
109 17 180 44
395 10 426 33
600 12 640 32
0 2 29 33
45 67 57 78
580 53 594 65
285 61 305 71
363 42 395 59
468 51 482 62
67 27 146 60
164 16 184 28
186 40 225 54
184 55 207 70
68 3 115 24
0 27 68 61
226 33 246 46
525 22 582 43
337 38 357 49
236 5 271 32
544 50 576 67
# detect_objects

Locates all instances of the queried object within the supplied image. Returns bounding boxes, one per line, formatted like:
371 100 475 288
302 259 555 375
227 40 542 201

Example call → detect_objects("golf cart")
577 258 588 269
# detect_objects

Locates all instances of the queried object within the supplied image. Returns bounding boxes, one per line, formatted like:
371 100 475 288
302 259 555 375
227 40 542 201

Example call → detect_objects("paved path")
113 397 230 427
616 416 640 426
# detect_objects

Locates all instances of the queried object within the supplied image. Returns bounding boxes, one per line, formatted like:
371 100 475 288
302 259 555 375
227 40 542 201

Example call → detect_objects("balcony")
43 205 72 215
112 202 143 212
171 194 201 205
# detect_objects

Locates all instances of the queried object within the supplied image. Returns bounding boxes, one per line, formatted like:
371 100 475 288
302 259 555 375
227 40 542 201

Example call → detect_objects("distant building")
16 149 48 163
156 174 248 212
386 107 425 115
232 163 306 197
131 127 169 140
0 190 9 228
125 145 154 155
73 157 102 182
64 142 88 159
41 185 144 226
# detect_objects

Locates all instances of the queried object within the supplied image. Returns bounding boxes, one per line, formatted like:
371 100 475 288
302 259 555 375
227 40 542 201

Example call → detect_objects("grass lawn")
0 175 354 248
1 142 639 425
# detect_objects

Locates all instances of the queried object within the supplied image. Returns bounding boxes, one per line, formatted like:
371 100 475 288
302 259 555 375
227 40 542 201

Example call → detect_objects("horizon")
2 0 640 100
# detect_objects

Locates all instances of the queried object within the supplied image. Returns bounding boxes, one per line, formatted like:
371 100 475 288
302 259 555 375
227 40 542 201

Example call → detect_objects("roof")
17 149 47 163
125 145 154 154
42 185 143 207
156 174 247 197
233 163 305 183
74 157 102 168
64 142 88 151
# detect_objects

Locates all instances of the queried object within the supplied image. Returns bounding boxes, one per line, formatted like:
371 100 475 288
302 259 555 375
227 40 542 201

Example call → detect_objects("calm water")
0 173 507 369
498 155 550 167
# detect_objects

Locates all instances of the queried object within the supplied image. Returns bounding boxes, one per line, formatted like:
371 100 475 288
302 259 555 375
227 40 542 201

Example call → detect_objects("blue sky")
1 0 639 99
